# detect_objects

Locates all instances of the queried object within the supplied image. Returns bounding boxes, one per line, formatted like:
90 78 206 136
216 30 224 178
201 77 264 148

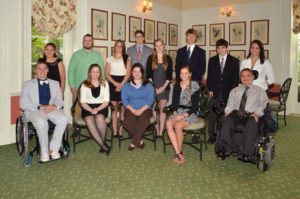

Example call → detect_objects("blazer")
146 55 173 90
20 78 63 117
207 54 240 102
175 45 206 82
127 44 152 69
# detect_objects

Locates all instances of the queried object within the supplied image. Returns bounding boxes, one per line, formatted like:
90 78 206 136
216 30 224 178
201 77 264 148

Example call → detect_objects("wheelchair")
15 111 70 167
213 105 275 172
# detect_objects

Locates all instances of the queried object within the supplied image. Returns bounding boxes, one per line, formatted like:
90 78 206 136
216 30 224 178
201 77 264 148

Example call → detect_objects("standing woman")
121 63 155 150
38 43 66 94
166 65 200 164
105 40 131 138
240 40 275 90
80 64 111 155
146 39 173 137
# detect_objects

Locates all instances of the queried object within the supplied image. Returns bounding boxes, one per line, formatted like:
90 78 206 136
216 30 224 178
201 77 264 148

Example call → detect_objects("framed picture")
94 46 108 59
209 50 217 58
144 19 155 44
192 24 206 46
112 12 126 41
111 47 114 56
129 16 142 42
168 50 177 69
91 9 108 40
169 24 178 46
264 50 269 59
229 21 246 45
209 23 225 46
229 50 246 61
157 21 167 44
250 20 269 44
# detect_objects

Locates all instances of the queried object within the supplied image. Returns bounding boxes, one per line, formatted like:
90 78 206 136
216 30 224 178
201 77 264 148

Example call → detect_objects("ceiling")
152 0 267 10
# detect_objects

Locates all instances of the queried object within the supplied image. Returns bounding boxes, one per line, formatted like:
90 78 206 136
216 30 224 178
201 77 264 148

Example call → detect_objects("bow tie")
39 80 49 85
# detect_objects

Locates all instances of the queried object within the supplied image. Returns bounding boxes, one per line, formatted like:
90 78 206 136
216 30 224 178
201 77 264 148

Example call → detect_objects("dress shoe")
40 154 50 162
208 138 216 145
139 142 145 149
128 144 136 151
216 152 226 160
50 151 60 160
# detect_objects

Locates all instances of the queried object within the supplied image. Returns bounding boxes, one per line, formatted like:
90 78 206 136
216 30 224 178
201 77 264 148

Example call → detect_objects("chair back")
279 78 292 107
197 84 210 118
71 84 83 125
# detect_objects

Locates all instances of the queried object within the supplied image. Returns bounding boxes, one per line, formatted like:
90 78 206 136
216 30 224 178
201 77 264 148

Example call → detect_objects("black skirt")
81 103 108 119
108 75 124 101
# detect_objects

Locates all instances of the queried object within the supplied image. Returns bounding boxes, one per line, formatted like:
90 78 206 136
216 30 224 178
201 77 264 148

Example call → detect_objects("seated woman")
121 63 155 150
80 64 111 155
166 65 200 164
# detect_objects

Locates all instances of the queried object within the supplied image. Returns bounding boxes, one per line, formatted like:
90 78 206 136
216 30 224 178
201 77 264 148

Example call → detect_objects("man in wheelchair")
215 68 268 162
20 62 68 162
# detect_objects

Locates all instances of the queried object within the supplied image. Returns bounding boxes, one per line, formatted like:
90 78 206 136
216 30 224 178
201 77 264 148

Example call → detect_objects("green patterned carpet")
0 116 300 199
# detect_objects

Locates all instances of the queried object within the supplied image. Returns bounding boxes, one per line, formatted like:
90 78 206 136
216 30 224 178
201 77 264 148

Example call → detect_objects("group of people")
20 28 275 164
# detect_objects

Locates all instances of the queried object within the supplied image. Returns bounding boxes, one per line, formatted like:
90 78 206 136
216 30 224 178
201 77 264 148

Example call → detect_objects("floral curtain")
32 0 77 38
293 0 300 34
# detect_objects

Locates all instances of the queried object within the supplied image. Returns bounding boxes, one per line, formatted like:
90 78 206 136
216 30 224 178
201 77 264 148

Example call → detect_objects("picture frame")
129 16 142 43
250 20 269 45
229 50 246 61
168 50 177 69
157 21 167 44
264 50 269 59
209 50 217 58
112 12 126 41
229 21 246 45
169 24 178 46
94 46 108 60
192 24 206 46
209 23 225 46
91 9 108 40
144 19 155 44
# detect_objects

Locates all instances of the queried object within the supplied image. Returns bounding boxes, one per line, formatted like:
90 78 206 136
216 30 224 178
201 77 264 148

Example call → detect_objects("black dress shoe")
139 142 145 149
128 144 136 151
216 152 226 160
208 138 216 144
105 147 111 156
99 148 106 153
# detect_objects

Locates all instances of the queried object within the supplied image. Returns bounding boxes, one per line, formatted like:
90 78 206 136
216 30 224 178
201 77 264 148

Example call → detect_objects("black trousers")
208 94 224 139
218 112 258 156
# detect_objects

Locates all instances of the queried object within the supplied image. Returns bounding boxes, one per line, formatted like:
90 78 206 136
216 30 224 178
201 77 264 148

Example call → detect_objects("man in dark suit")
175 28 206 82
207 39 240 144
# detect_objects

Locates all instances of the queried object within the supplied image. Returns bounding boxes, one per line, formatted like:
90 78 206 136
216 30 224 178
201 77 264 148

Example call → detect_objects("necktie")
187 47 191 61
39 80 49 85
239 86 249 115
137 47 142 62
220 58 224 74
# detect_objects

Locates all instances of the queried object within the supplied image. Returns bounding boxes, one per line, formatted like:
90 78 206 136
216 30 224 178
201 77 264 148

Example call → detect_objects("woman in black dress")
38 43 66 95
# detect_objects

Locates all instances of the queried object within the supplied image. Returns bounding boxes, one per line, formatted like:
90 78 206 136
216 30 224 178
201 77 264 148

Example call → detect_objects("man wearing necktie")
215 68 268 162
175 28 206 82
207 39 240 144
20 62 68 162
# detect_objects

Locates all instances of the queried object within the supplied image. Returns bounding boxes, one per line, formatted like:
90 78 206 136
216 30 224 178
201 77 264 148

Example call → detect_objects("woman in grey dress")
166 65 200 164
146 39 173 136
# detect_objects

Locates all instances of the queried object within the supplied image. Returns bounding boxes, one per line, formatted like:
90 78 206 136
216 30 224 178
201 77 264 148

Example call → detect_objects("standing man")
175 28 206 82
207 39 240 144
68 34 105 98
20 62 68 162
127 30 152 70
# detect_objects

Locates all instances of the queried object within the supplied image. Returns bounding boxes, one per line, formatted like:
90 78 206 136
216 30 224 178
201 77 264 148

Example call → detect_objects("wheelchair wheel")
257 160 268 172
264 140 275 166
15 117 29 156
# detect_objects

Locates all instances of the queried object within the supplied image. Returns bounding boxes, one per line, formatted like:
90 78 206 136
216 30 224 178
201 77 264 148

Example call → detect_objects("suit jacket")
20 78 63 117
175 45 206 82
127 44 152 69
207 54 240 102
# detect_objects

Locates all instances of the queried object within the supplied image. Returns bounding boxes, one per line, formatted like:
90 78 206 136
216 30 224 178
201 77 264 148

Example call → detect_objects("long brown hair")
247 40 266 64
151 39 168 71
42 43 58 60
83 64 105 88
180 65 192 104
114 40 128 66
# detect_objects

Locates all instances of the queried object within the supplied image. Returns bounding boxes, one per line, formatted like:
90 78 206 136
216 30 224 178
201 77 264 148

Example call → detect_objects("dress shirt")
219 54 228 66
136 44 144 54
187 44 195 55
80 81 110 104
225 84 268 117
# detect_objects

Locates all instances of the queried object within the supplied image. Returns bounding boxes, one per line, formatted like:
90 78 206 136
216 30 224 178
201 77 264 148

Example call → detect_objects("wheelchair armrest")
267 91 280 97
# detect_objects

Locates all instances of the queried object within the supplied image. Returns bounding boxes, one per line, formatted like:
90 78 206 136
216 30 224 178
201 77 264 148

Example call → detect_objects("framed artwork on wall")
91 9 108 40
209 50 217 58
229 21 246 45
94 46 108 60
129 16 142 43
250 19 269 44
168 50 177 69
264 49 269 59
157 21 167 44
112 12 126 41
144 19 155 44
209 23 225 46
229 50 246 61
169 24 178 46
192 24 206 46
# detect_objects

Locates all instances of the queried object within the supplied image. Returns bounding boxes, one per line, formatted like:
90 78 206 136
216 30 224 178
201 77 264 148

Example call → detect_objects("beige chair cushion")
269 99 281 111
184 118 205 131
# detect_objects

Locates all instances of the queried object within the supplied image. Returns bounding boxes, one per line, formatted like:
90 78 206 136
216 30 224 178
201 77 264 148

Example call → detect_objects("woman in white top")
105 40 131 137
240 40 275 90
80 64 111 155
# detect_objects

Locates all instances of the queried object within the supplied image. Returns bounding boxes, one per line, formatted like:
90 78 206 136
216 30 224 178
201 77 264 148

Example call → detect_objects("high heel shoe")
173 152 185 164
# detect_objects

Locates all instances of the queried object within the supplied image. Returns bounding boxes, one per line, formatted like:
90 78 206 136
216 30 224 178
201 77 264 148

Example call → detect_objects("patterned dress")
169 81 199 123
